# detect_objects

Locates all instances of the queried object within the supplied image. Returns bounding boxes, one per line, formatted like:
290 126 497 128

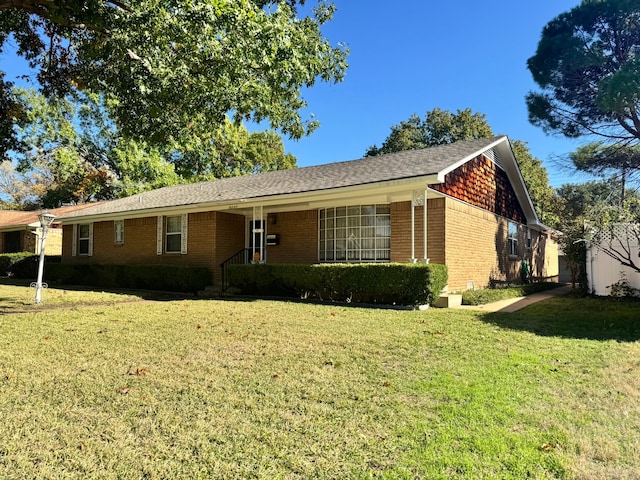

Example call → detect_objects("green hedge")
43 264 213 293
5 254 61 278
0 252 37 276
228 263 448 307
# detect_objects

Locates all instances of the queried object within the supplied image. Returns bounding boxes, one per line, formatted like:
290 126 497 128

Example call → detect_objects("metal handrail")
220 248 251 293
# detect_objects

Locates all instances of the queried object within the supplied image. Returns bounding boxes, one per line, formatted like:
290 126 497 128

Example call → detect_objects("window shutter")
88 223 94 256
72 224 77 256
181 213 188 254
157 216 163 255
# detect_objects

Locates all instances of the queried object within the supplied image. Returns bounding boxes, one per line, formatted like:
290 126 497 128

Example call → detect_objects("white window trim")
72 224 77 256
160 214 188 255
114 220 124 245
76 223 93 256
156 216 163 255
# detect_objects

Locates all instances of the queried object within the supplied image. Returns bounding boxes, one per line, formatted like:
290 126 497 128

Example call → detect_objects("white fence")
587 223 640 296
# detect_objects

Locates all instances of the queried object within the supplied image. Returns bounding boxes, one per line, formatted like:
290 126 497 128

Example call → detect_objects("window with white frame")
527 227 532 249
319 205 391 262
78 224 91 255
508 221 519 257
114 220 124 244
165 215 183 253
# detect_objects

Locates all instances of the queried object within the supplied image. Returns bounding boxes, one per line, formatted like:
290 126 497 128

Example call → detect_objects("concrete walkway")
454 284 574 313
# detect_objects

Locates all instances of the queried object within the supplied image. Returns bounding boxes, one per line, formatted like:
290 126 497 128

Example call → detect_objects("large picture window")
319 205 391 262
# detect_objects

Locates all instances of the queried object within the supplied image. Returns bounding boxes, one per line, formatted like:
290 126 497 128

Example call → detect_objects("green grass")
461 282 562 305
1 284 639 479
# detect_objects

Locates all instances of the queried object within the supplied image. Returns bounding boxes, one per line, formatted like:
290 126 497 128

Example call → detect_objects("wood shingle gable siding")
431 154 526 224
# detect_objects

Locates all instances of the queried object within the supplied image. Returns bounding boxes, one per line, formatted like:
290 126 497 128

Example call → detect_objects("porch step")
434 294 462 308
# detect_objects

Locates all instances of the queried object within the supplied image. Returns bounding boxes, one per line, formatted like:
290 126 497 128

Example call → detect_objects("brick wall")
442 198 559 290
44 227 62 255
390 199 445 264
444 198 512 290
214 211 246 282
266 210 319 264
431 154 526 224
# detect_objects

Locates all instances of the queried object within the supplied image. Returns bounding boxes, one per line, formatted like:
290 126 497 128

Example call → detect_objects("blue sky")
281 0 590 187
1 1 592 187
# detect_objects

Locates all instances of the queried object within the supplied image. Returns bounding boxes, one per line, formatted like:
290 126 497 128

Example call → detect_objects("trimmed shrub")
0 252 37 276
228 263 448 307
6 255 61 279
45 264 213 293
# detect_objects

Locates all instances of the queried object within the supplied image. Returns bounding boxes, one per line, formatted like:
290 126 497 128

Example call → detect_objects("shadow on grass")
0 277 193 303
479 294 640 342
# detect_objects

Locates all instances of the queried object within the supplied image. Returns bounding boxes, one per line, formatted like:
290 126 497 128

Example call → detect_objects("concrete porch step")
434 293 462 308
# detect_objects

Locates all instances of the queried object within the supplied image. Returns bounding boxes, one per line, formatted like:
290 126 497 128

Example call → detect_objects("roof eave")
58 174 442 224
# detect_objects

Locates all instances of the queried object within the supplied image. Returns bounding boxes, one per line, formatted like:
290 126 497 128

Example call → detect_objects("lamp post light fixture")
34 211 56 304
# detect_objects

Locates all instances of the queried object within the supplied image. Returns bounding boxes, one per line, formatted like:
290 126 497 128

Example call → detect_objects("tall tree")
171 117 296 180
511 139 557 226
9 88 297 207
366 108 555 224
0 161 46 209
570 142 640 203
0 0 348 157
365 108 493 156
526 0 640 143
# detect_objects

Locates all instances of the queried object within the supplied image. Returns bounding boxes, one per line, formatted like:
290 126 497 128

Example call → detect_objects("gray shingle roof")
60 136 507 220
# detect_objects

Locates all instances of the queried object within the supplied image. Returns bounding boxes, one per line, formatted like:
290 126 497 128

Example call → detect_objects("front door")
249 219 265 262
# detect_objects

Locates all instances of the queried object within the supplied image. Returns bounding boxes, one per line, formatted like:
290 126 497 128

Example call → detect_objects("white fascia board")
58 174 441 224
436 136 508 182
494 140 541 225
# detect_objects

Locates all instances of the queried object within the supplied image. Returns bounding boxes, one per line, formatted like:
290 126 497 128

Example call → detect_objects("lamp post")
34 211 56 304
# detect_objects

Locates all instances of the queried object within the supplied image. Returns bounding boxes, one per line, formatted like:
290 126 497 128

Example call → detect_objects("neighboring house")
58 136 559 291
0 205 101 255
586 223 640 296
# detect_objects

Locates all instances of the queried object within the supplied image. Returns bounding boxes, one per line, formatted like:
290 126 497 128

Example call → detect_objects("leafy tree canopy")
0 0 348 158
365 108 493 156
570 141 640 201
527 0 640 142
366 108 555 224
6 88 296 208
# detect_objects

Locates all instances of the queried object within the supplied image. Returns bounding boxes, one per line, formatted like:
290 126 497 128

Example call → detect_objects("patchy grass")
0 280 183 314
0 285 639 479
461 282 562 305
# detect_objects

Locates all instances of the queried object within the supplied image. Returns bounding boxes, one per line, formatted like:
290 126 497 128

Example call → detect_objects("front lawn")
0 285 638 479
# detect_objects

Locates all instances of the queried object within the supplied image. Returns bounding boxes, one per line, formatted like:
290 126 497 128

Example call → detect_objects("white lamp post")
34 211 56 304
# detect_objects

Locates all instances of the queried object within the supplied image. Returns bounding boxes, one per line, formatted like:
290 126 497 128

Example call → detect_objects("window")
165 216 183 253
114 220 124 244
319 205 390 262
527 228 532 249
78 224 91 255
508 221 519 257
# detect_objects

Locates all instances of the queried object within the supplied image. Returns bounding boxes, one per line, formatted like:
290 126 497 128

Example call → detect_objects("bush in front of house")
228 263 448 307
5 254 62 278
0 252 36 276
44 264 213 294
